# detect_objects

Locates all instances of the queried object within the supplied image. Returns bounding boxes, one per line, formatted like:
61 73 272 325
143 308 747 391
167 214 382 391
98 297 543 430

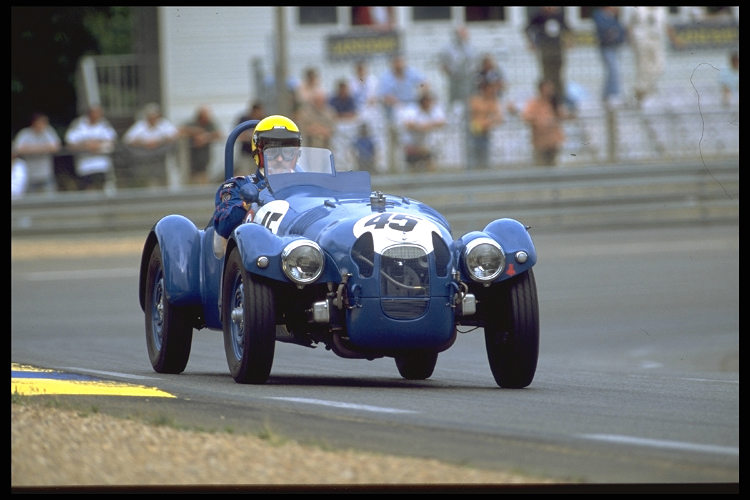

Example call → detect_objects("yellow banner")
327 30 401 61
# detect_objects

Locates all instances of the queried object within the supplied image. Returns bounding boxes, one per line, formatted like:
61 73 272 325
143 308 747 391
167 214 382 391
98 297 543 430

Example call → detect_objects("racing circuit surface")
11 224 738 488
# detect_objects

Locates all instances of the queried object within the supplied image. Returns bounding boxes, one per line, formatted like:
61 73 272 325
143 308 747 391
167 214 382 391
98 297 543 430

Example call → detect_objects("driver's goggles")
266 147 299 161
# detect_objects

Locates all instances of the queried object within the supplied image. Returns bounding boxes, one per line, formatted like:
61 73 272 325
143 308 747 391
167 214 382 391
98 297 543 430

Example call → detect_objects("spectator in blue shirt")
329 79 358 119
378 54 426 123
593 7 627 109
378 54 427 173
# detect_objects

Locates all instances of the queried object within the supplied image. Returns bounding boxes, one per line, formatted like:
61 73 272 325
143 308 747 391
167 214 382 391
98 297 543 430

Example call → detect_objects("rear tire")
144 244 193 374
484 269 539 388
222 247 276 384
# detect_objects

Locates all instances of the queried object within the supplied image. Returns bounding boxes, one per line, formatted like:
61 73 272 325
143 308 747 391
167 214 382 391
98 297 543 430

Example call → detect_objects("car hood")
257 185 453 261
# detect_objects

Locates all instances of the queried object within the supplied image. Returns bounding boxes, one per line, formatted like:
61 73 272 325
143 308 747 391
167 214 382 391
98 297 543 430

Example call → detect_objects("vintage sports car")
139 120 539 388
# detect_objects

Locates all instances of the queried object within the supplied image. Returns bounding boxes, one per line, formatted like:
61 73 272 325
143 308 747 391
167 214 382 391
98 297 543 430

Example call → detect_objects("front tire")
222 247 276 384
144 244 194 373
395 350 438 380
484 269 539 388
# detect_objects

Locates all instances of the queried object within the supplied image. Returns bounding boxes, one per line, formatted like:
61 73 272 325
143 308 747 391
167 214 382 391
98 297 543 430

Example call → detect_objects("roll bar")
224 119 260 180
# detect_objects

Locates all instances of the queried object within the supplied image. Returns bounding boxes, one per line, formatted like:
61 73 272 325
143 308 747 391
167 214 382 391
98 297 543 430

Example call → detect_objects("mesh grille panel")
380 245 429 319
381 298 429 319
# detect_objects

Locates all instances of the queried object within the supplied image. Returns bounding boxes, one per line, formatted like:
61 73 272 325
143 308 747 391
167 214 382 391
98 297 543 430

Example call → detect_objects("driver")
263 144 301 175
211 115 301 239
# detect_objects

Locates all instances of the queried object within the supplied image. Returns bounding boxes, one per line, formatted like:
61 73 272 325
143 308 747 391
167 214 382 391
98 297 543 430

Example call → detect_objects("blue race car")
138 120 539 387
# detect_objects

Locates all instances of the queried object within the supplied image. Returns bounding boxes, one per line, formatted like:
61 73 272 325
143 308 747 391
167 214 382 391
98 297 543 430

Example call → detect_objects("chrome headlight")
281 240 324 285
464 237 505 283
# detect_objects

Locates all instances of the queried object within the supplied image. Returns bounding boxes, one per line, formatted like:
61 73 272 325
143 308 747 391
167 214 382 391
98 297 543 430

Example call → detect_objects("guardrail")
11 159 738 238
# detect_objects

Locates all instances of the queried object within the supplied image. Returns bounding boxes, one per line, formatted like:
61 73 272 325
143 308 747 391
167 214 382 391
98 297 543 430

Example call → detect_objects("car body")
139 119 539 387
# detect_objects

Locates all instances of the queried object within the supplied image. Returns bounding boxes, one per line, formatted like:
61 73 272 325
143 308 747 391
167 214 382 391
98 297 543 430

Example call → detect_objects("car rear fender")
138 215 203 310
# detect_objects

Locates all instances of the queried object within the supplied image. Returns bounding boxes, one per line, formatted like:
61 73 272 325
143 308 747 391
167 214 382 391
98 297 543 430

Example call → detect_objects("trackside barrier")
11 160 738 237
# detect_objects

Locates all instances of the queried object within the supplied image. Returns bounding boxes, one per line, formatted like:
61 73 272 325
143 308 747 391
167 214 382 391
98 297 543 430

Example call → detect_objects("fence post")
605 107 617 163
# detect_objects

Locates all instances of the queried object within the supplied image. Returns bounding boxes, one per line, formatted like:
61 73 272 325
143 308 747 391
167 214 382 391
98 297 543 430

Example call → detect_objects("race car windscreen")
266 147 371 195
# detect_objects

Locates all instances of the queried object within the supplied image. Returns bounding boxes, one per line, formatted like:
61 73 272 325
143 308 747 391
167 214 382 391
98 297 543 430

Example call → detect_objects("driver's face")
264 146 299 174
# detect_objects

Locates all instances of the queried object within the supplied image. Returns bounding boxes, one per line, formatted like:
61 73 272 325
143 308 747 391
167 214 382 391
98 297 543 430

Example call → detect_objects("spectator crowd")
12 7 737 199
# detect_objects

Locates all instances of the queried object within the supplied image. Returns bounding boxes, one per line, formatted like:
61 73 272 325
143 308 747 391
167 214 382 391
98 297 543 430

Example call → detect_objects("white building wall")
158 7 541 132
156 6 738 176
161 7 273 128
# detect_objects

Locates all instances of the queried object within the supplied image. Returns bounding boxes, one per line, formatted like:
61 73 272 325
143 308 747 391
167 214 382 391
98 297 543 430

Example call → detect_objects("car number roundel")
352 212 439 253
253 200 289 234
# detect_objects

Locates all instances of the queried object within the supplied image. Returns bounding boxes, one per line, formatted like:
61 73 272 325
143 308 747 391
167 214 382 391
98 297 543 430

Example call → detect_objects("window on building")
579 7 595 20
351 7 394 29
465 6 506 23
298 6 337 25
412 7 451 22
703 6 733 17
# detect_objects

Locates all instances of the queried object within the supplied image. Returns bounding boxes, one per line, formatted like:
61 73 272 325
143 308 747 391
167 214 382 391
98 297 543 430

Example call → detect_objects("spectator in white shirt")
12 112 61 194
65 105 118 191
11 149 29 200
348 59 381 122
398 89 447 173
123 103 179 187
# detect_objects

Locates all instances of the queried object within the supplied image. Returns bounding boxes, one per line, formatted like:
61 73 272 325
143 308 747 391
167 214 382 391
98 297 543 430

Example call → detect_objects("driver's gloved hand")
240 183 259 204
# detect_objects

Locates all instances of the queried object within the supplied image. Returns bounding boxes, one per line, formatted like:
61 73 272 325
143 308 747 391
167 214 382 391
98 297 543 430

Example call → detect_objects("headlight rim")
281 239 325 285
463 237 505 283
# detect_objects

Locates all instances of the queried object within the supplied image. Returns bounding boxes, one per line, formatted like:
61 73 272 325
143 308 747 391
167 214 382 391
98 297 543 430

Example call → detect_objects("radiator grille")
380 245 429 319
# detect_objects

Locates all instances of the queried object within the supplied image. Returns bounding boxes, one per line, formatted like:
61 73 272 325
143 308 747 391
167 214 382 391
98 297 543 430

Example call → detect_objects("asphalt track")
10 224 739 485
11 235 170 398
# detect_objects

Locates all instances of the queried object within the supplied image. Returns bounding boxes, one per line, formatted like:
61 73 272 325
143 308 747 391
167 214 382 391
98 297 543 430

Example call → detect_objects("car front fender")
454 218 537 284
230 223 341 283
230 223 288 281
483 218 537 268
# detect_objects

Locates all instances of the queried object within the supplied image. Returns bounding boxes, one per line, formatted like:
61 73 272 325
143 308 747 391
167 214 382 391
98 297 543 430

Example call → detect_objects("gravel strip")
12 401 551 489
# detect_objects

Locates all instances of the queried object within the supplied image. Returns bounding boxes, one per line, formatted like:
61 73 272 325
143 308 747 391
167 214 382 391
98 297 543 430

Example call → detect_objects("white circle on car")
253 200 290 234
352 212 438 253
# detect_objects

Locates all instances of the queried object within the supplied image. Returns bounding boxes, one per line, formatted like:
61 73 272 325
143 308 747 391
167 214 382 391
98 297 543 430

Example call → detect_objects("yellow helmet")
251 115 302 169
